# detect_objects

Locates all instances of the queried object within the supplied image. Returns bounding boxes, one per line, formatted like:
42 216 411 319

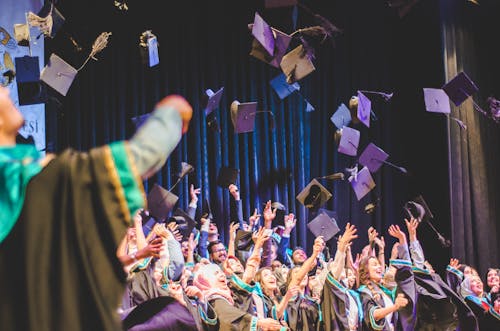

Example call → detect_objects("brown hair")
358 256 383 306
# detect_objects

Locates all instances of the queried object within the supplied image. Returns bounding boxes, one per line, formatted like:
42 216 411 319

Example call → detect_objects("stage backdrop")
1 0 45 152
35 0 498 274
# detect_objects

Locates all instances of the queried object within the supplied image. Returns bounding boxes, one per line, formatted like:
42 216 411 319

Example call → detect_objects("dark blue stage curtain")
42 0 500 273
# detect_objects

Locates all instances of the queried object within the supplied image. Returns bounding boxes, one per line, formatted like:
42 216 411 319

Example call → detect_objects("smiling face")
359 256 383 285
292 248 307 264
346 268 356 289
469 276 484 297
487 269 499 288
258 268 277 292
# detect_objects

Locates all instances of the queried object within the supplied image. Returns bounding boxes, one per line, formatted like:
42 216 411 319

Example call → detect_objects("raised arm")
330 222 358 280
129 95 192 179
288 236 325 288
405 218 425 268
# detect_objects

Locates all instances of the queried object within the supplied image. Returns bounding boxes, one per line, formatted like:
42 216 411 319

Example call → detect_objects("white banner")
1 0 45 152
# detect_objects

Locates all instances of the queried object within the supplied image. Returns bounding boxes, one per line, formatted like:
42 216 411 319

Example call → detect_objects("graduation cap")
271 201 286 227
403 195 433 222
251 12 275 56
230 100 273 133
307 208 340 242
168 208 196 241
442 72 479 107
202 87 224 115
296 178 332 210
131 113 151 129
40 53 77 96
330 103 352 129
350 91 372 128
139 30 159 67
249 24 292 68
270 73 300 100
280 45 315 84
27 2 66 39
423 88 467 130
336 126 360 157
201 197 214 220
235 229 254 253
404 195 451 247
264 0 298 8
216 166 239 188
14 56 47 105
13 23 30 47
349 166 375 201
358 143 407 174
146 183 179 221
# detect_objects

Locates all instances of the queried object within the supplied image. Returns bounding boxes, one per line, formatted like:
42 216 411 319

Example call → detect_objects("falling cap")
146 183 179 222
423 88 451 114
270 73 300 100
30 3 66 38
230 100 258 133
351 91 372 128
296 178 332 210
249 25 292 68
14 55 47 105
349 166 375 201
359 143 407 174
235 229 254 253
403 195 434 222
337 127 360 157
330 103 352 129
202 87 224 115
216 166 239 188
40 53 77 96
442 71 479 107
168 208 196 241
201 197 214 220
251 12 275 56
271 201 286 227
280 45 316 84
307 208 340 242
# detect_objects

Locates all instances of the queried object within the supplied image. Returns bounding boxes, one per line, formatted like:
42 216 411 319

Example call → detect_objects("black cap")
216 166 239 188
14 55 47 105
271 201 286 227
201 197 214 220
296 179 332 210
404 195 434 222
146 183 179 222
235 229 254 253
168 208 196 241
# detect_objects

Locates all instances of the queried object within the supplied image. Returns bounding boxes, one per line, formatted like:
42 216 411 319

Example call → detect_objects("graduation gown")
412 266 478 331
209 296 260 331
286 294 323 331
0 143 145 331
321 272 363 331
464 295 500 331
358 259 417 331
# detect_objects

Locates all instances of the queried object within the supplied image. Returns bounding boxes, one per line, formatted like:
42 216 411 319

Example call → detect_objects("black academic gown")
209 296 259 331
413 267 478 331
358 259 417 331
286 294 323 331
0 145 144 331
464 295 500 331
321 272 363 331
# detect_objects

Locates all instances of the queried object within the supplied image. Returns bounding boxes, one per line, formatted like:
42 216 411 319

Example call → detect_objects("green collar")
0 145 43 243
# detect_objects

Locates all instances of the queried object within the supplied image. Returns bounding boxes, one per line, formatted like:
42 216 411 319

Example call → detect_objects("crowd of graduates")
117 184 500 331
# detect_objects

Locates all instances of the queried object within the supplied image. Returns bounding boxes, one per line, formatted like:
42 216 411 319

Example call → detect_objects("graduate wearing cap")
0 85 192 331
